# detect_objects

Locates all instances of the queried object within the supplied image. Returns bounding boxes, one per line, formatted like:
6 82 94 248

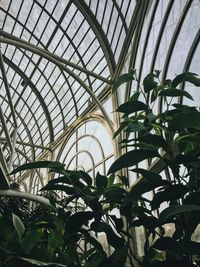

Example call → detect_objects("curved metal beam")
124 0 149 101
179 29 200 102
0 189 51 205
0 94 36 160
56 113 115 162
160 0 192 114
33 0 94 92
0 147 10 189
182 29 200 74
3 56 54 143
58 133 106 175
60 134 106 162
161 0 192 81
11 48 66 132
0 30 111 84
137 0 159 85
73 0 116 75
150 0 174 71
66 150 96 178
60 70 79 119
112 0 128 33
0 50 18 128
0 36 115 135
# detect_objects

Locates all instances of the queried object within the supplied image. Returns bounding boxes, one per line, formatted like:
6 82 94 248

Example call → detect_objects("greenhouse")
0 0 200 266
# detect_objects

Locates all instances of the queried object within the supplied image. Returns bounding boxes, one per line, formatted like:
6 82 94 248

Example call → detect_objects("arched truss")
27 113 115 192
124 0 200 102
57 115 114 176
0 0 199 191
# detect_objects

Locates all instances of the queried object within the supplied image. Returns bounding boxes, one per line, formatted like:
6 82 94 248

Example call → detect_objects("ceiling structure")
0 0 200 192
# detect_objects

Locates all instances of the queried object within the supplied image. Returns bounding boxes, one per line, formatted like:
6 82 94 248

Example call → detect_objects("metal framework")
0 0 199 205
0 1 199 264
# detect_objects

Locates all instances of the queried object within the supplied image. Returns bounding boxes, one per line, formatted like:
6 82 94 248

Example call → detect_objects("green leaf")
151 184 189 210
113 123 127 139
176 135 200 146
80 248 97 261
137 134 169 151
107 149 159 174
112 69 135 92
132 168 162 181
116 100 148 115
46 175 72 185
91 222 124 249
153 237 200 255
48 229 64 249
159 88 193 100
84 197 102 222
169 111 200 131
110 245 128 267
126 121 146 132
130 216 158 232
77 171 92 186
0 217 16 242
143 73 158 93
12 213 25 240
21 230 42 254
150 89 158 103
172 72 200 87
169 112 200 131
4 257 66 266
172 103 198 112
0 247 13 258
60 244 79 265
96 172 107 194
118 175 129 186
175 154 195 165
85 252 106 267
131 206 151 217
127 169 169 199
109 215 124 232
107 173 115 187
82 229 105 253
10 161 65 175
154 70 161 78
67 211 94 232
184 192 200 205
41 184 76 195
130 91 140 101
159 205 200 225
104 186 127 204
96 246 128 267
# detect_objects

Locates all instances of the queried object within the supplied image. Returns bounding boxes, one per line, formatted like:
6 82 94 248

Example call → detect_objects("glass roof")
0 0 136 175
0 0 200 190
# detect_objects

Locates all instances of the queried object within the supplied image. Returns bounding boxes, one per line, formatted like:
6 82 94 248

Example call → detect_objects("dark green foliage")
126 170 170 201
2 70 200 267
153 237 200 255
143 72 158 93
169 111 200 130
158 87 193 100
109 70 200 266
108 149 159 174
95 172 107 194
151 184 189 210
10 161 65 175
116 100 148 115
172 72 200 87
158 205 200 225
112 69 135 92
